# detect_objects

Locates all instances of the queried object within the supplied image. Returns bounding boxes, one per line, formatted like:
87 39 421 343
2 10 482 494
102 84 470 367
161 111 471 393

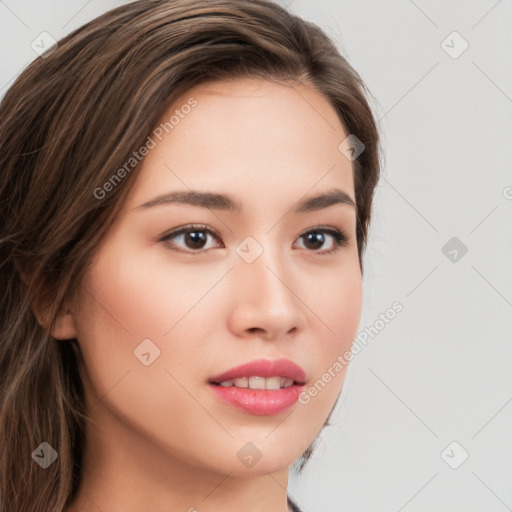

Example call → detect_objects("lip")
208 358 306 415
208 358 306 385
209 384 305 415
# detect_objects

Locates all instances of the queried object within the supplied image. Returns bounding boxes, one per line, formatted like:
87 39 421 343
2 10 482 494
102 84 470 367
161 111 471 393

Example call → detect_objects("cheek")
73 245 223 397
78 247 208 341
299 265 362 405
311 264 363 352
72 248 219 444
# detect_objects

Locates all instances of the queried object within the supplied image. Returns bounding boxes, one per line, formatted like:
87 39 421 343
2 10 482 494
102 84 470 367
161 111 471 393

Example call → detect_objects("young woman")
0 1 381 510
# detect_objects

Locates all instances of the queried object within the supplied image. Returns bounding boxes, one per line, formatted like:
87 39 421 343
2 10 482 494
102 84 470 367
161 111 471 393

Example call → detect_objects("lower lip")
209 383 305 415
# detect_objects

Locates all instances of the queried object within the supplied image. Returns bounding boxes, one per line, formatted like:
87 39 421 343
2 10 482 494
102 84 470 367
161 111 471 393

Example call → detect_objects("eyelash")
159 224 349 256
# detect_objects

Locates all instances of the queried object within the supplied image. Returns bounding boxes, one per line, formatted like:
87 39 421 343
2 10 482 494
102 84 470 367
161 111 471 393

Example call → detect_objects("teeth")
249 376 266 389
217 376 295 390
233 377 248 388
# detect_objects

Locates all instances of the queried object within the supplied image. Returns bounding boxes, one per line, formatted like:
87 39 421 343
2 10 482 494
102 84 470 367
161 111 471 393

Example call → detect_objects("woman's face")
68 77 363 477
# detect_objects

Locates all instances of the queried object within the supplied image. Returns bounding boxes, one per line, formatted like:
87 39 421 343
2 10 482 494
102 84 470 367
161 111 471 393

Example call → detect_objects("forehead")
123 77 355 212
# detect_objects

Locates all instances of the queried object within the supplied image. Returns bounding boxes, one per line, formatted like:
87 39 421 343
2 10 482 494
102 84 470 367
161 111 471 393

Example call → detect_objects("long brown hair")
0 0 381 510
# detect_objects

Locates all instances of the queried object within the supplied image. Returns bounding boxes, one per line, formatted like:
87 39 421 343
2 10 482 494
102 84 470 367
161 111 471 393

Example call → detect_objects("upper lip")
209 358 306 385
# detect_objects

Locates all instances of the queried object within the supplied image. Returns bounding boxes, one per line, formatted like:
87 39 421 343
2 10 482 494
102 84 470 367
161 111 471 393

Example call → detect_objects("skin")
54 77 363 512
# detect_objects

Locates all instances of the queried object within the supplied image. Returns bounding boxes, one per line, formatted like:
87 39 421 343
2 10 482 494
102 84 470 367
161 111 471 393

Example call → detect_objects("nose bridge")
238 236 286 298
229 234 305 338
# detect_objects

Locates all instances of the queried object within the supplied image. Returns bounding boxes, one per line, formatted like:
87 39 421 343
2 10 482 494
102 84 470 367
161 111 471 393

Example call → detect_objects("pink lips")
209 358 306 384
208 358 306 415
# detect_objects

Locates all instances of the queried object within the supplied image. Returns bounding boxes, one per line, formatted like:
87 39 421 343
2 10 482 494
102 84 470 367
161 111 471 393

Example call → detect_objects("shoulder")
287 495 304 512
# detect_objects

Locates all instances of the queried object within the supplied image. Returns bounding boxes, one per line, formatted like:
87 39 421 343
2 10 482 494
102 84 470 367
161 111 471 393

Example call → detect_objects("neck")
66 399 292 512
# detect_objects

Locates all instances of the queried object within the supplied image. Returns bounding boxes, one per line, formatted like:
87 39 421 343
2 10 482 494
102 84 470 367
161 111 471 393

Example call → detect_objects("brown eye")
160 225 223 254
160 225 349 256
295 228 349 255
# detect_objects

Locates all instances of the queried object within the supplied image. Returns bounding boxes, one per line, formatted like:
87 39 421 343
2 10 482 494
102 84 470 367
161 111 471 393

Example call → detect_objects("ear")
17 262 79 340
49 310 78 340
31 295 79 340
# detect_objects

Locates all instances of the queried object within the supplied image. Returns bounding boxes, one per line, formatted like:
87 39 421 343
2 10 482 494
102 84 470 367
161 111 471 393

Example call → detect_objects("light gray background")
1 1 511 511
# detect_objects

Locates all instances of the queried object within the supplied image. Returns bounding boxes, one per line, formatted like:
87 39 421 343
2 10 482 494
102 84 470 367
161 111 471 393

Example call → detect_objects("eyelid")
159 223 350 255
297 225 349 255
163 223 222 240
159 224 223 254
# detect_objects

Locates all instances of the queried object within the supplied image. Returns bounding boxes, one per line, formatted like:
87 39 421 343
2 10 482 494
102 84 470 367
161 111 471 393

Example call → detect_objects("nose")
227 243 307 342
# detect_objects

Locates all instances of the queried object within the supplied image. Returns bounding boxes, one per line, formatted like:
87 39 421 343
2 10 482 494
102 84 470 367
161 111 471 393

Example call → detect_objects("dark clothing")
287 495 304 512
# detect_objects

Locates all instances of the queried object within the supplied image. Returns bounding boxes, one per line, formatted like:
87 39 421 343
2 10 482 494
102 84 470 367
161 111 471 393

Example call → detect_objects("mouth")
208 358 306 415
209 376 302 390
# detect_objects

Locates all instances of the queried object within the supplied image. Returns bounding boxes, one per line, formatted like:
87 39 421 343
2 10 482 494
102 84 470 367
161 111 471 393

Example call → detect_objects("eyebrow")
136 187 355 213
